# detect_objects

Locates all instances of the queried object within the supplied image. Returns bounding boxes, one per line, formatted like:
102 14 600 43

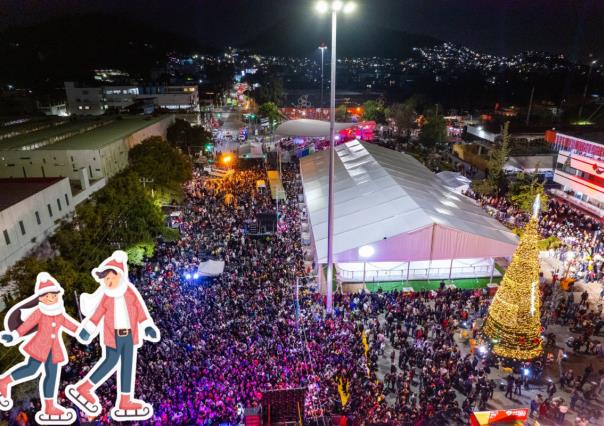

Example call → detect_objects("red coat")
16 309 79 364
89 286 150 349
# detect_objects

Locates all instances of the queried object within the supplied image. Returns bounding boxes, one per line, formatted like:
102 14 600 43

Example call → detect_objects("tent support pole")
449 258 454 283
406 260 410 285
489 257 495 284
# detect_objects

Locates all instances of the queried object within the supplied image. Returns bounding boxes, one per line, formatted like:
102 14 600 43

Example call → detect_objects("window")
19 221 25 235
82 90 89 95
65 194 70 206
35 211 41 225
78 106 83 110
47 204 53 217
57 198 62 211
84 106 90 110
3 230 9 245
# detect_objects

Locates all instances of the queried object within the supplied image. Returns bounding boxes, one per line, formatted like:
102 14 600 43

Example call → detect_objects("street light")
319 44 327 108
316 0 356 314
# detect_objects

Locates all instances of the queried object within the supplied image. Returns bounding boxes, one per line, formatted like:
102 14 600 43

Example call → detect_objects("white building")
0 115 175 182
0 174 107 274
64 82 106 115
65 82 199 115
550 132 604 217
0 178 74 274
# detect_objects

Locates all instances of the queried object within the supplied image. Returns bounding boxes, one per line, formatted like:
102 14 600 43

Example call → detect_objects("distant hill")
239 15 439 58
0 14 211 88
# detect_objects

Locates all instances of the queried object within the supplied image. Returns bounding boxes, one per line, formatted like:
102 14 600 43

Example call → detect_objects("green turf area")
45 116 170 150
365 276 502 292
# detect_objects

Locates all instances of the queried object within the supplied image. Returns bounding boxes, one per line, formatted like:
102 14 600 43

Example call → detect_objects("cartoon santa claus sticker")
66 250 160 421
0 272 81 424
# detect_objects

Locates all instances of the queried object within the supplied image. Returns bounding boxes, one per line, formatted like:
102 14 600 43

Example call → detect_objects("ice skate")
110 394 153 421
0 375 13 411
35 399 76 425
65 381 101 417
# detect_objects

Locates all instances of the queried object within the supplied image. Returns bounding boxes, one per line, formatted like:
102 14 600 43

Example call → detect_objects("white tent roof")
299 141 518 263
436 171 472 189
275 119 355 137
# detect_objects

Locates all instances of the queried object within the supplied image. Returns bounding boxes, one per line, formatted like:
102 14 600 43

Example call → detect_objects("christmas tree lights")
482 214 543 361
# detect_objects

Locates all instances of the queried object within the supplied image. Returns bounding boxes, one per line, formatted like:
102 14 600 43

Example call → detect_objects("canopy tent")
274 119 355 138
436 171 472 194
197 260 225 277
299 141 518 264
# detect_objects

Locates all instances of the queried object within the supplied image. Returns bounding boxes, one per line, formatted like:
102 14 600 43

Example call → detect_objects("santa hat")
92 250 128 279
35 272 64 296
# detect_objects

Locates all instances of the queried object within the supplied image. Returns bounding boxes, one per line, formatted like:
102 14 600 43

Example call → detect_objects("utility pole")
140 177 155 198
526 86 535 127
579 60 597 121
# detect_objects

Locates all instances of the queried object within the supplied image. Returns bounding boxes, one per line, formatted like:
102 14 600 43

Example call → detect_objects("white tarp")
436 171 472 194
299 141 518 264
197 260 225 277
275 119 355 137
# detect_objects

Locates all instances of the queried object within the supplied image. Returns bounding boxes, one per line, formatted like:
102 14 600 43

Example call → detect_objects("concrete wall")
0 178 74 274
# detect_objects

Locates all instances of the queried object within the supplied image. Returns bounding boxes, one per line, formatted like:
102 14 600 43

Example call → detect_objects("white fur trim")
83 320 97 335
37 272 52 282
10 330 19 340
112 250 128 263
140 319 154 330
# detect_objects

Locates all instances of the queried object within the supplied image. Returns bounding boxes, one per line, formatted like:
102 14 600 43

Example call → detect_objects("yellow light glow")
222 155 233 164
482 217 543 361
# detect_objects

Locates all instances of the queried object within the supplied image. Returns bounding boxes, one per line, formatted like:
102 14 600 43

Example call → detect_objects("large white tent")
299 141 518 280
275 119 355 138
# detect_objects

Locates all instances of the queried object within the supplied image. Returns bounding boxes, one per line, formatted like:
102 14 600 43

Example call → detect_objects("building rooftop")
0 119 107 150
0 177 65 211
44 115 168 151
0 115 169 151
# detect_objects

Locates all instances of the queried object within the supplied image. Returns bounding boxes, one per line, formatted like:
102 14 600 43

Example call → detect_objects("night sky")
0 0 603 61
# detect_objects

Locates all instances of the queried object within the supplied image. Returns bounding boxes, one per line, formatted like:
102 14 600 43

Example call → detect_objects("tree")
249 73 285 105
482 216 543 360
474 122 511 196
335 105 348 122
362 100 386 123
419 113 446 148
258 102 281 129
52 170 165 273
386 102 416 133
129 136 192 192
167 119 211 152
510 173 549 214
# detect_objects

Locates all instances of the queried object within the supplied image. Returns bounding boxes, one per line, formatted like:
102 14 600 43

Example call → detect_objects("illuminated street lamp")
315 0 355 314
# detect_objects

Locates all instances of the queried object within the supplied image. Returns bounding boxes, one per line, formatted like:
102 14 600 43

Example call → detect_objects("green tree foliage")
129 136 192 192
52 170 164 273
167 119 211 153
0 256 48 301
258 102 281 129
419 113 447 148
362 100 386 123
249 73 285 105
509 173 549 214
336 105 348 122
386 102 416 132
474 122 512 196
126 241 156 266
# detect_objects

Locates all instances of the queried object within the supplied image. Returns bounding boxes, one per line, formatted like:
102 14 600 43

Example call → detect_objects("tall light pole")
315 0 356 314
319 44 328 109
578 60 597 121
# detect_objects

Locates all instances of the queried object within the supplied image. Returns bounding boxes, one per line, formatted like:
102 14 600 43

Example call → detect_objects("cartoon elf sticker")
0 272 81 425
66 250 160 421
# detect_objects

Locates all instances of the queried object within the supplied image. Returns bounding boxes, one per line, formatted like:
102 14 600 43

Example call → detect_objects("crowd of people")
3 156 604 425
465 190 604 283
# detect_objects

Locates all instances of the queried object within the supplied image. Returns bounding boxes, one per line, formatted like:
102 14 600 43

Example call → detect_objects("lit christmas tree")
482 196 543 361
